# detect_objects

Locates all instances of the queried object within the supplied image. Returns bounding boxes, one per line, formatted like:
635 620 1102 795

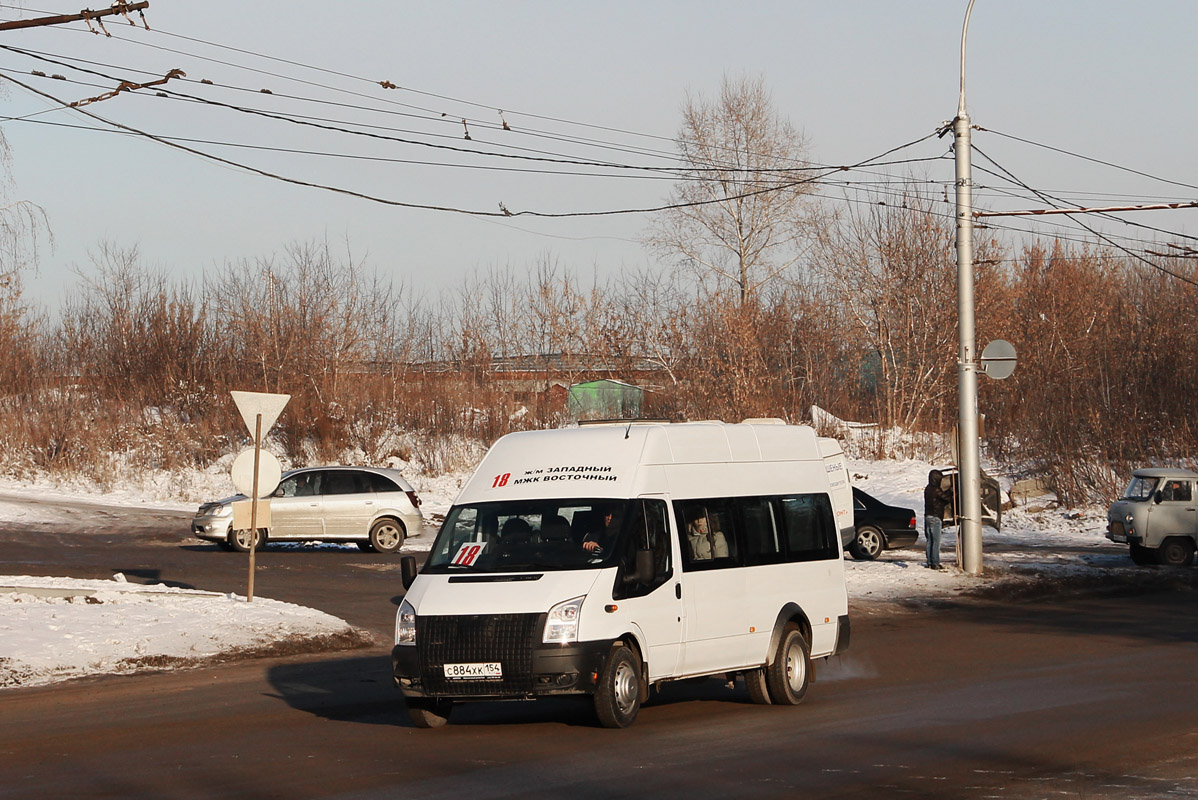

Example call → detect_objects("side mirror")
634 549 655 585
273 487 285 498
1154 490 1163 504
400 555 419 590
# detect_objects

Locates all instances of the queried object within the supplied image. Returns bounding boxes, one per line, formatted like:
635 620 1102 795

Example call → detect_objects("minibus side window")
737 497 786 566
613 499 672 599
674 498 737 571
779 494 838 562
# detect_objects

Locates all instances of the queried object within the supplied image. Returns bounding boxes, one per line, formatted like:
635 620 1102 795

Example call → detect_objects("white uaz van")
393 420 851 728
1106 467 1198 566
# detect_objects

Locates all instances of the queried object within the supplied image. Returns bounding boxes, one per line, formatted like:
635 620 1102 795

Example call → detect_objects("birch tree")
647 74 816 302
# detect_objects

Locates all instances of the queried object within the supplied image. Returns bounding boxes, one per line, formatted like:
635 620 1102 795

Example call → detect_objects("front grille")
1111 522 1126 537
417 613 545 696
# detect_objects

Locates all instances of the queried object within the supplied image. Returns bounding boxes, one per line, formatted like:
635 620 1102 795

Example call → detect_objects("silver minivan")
1106 467 1198 566
192 466 423 553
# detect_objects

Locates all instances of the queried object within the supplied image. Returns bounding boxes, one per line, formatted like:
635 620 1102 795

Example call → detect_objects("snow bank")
0 574 367 689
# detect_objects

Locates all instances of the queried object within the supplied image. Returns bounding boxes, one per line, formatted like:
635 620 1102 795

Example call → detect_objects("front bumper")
393 637 614 700
190 517 232 541
1106 521 1138 544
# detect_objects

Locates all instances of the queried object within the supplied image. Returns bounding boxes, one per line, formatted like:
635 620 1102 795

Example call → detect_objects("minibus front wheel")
594 645 642 728
407 697 452 729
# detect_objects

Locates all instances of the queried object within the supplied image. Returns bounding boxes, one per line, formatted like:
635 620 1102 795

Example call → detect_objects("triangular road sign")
230 390 291 440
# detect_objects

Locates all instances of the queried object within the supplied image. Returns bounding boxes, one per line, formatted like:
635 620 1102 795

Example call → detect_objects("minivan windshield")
424 499 634 572
1121 476 1159 501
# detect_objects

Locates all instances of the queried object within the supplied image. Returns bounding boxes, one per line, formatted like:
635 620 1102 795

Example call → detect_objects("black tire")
1129 543 1153 566
1155 537 1196 567
368 518 405 553
745 667 772 705
765 625 811 706
848 526 885 561
594 645 642 728
228 527 266 553
215 538 235 552
407 698 452 728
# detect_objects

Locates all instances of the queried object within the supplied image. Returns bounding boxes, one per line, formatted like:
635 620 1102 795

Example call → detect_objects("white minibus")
393 420 851 728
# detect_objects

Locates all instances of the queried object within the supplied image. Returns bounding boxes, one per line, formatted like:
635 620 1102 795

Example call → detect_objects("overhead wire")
6 7 1191 274
0 69 949 220
970 141 1198 287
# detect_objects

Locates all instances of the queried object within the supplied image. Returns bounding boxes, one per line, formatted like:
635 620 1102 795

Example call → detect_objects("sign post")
229 391 290 602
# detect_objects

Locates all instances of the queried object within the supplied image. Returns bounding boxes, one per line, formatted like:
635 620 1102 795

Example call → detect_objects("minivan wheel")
228 527 265 553
1155 537 1196 567
765 625 810 706
849 526 884 561
407 698 452 728
594 645 642 728
369 518 405 553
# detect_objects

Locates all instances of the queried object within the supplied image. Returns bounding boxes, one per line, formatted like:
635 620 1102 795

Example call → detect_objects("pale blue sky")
2 1 1195 310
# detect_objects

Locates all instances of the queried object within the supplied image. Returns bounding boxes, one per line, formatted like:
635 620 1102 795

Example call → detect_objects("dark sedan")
847 487 919 561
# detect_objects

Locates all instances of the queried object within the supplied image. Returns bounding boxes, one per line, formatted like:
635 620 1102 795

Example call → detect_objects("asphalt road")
1 494 1196 799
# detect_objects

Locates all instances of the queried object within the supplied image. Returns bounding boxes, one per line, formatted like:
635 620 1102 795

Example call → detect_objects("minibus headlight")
543 595 585 644
395 599 417 645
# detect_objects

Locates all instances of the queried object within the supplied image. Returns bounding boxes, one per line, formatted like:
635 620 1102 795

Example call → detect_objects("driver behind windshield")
582 507 618 554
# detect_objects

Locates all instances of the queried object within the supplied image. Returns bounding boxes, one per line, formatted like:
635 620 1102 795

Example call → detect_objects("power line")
0 69 944 221
978 125 1198 194
971 143 1198 288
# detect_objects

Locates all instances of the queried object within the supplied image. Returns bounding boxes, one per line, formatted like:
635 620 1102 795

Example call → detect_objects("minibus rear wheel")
407 697 452 728
594 645 642 728
766 625 810 705
745 668 772 705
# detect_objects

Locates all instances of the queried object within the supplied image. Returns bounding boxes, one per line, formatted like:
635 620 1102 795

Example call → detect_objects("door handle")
675 583 682 599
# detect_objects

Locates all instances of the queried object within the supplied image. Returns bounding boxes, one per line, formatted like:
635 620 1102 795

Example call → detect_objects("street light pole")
954 0 984 575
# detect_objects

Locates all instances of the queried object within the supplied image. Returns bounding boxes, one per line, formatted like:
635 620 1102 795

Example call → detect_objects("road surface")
0 494 1194 799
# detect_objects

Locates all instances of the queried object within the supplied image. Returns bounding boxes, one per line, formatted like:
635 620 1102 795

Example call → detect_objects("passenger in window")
686 511 729 561
582 508 617 553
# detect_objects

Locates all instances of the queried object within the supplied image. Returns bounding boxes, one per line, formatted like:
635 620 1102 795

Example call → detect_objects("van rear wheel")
594 645 642 728
765 626 810 706
369 518 405 553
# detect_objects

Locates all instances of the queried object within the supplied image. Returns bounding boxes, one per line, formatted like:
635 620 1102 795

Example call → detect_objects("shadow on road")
263 651 768 730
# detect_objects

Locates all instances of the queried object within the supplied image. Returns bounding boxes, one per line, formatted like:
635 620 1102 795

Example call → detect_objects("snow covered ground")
0 456 1136 691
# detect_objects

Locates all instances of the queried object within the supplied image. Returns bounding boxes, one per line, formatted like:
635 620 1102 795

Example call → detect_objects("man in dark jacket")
924 470 954 569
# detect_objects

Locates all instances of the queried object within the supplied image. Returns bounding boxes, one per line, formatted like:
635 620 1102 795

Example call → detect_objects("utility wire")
0 70 944 220
971 153 1198 248
971 143 1198 287
978 126 1198 194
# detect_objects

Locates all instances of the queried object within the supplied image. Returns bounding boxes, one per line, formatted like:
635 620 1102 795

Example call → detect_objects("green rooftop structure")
568 379 643 420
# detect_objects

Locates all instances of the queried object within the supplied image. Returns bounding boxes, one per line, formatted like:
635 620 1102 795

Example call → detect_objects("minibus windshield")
424 499 633 572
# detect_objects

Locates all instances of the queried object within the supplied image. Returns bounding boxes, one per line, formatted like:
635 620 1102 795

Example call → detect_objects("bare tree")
646 74 816 302
814 186 1003 431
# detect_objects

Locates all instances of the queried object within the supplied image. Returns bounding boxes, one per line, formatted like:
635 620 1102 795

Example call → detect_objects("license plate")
443 662 502 680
